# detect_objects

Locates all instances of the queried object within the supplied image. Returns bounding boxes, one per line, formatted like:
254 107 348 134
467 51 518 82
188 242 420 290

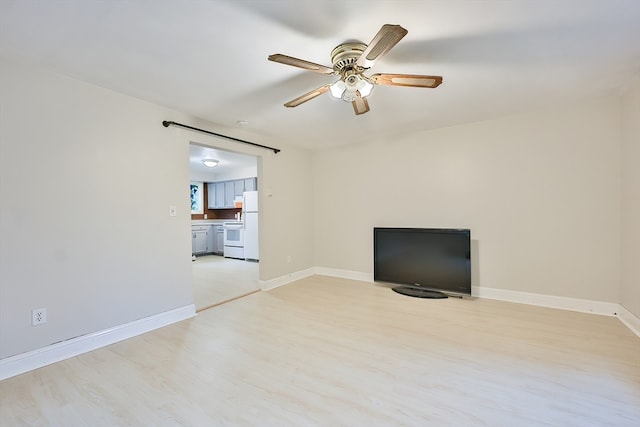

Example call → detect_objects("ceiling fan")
268 24 443 115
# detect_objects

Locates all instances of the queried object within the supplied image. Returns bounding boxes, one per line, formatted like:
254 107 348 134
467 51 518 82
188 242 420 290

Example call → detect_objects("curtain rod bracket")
162 120 280 154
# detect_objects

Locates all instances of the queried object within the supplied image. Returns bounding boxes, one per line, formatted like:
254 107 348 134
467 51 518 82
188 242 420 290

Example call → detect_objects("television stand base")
392 286 448 299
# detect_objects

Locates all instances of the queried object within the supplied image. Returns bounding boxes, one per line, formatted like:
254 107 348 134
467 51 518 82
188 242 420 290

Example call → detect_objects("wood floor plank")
1 275 639 426
192 255 259 311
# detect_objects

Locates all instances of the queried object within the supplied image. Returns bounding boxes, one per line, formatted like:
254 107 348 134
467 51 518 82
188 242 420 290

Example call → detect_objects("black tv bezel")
373 227 472 297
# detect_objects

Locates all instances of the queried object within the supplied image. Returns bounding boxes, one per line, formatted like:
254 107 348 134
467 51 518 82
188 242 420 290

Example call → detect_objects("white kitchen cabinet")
215 182 226 208
244 177 256 191
206 225 215 253
193 224 224 255
207 182 217 209
224 181 235 207
192 226 208 255
207 182 226 209
206 224 223 254
206 178 258 209
215 225 224 254
234 179 245 197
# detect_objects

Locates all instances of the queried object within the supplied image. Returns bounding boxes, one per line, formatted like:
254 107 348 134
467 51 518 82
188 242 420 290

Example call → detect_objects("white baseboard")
0 304 196 381
259 267 372 291
476 286 640 337
259 267 315 291
617 305 640 337
302 269 640 338
313 267 373 283
476 286 621 316
3 273 637 382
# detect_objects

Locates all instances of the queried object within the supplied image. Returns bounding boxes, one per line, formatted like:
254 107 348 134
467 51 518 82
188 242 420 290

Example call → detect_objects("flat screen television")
373 227 471 299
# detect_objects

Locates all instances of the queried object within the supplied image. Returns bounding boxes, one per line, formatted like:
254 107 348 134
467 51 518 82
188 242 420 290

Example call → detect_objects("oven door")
223 222 244 247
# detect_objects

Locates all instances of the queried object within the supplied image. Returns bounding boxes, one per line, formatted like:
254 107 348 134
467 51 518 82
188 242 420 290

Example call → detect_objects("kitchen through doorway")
189 142 260 311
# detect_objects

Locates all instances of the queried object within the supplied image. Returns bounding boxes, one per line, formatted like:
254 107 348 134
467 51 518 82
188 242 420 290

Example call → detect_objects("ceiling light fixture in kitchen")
202 159 219 168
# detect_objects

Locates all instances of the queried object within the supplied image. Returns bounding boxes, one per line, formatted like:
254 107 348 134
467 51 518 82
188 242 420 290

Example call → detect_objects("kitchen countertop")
191 220 227 225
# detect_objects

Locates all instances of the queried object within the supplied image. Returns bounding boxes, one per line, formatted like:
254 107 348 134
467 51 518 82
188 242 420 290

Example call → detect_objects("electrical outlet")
32 308 47 326
287 255 292 263
169 205 177 217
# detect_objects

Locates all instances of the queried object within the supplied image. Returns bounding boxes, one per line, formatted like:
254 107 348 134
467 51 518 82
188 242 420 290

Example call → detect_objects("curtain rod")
162 120 281 154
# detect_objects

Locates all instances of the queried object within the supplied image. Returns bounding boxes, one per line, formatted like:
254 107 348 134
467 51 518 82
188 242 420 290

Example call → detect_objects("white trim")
259 267 315 291
0 304 196 381
313 267 373 283
3 274 638 382
476 286 620 316
617 305 640 337
258 267 372 291
313 269 639 337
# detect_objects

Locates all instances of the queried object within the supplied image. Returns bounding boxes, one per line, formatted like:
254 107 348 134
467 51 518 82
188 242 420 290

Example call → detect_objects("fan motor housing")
331 42 367 73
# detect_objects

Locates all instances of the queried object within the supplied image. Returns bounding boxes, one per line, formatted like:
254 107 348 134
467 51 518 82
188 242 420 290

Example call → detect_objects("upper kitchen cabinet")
244 177 257 191
224 181 235 207
217 182 226 208
207 177 257 209
207 182 225 209
234 180 245 197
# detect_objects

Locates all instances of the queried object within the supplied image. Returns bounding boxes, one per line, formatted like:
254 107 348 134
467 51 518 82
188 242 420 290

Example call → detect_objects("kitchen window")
190 181 203 214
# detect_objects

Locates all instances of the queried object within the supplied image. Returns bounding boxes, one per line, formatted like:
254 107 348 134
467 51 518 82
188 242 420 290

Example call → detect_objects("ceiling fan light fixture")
330 75 374 102
329 80 346 99
358 79 374 97
202 159 219 168
269 24 442 116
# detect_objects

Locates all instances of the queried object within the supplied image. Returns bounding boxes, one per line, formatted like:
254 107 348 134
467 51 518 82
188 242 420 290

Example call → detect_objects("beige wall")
621 75 640 318
0 62 314 359
1 59 634 361
312 96 623 302
0 62 190 358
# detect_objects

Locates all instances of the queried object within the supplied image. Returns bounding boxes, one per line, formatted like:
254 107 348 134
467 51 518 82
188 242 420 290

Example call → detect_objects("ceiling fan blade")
268 54 335 75
284 84 331 108
356 24 408 69
351 93 370 115
370 73 443 88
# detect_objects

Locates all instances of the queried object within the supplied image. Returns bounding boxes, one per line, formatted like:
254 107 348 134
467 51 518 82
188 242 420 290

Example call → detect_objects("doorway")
189 142 260 311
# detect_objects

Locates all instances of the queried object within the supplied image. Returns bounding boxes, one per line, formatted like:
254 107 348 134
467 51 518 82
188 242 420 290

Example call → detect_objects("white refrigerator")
242 191 259 261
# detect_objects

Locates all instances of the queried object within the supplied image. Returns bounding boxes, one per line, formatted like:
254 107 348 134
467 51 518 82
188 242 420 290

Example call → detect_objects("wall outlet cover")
32 308 47 326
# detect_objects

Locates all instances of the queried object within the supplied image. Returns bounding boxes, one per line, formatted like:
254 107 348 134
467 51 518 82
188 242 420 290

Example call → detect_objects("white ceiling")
189 143 256 179
1 1 639 151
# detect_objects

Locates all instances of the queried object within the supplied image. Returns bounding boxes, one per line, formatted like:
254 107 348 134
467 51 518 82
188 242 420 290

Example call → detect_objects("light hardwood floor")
192 254 259 311
1 275 639 426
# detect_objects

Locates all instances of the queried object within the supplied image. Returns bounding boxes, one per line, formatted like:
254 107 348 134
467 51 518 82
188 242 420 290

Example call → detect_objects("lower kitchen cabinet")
192 226 208 255
214 225 224 254
192 224 224 255
206 225 216 254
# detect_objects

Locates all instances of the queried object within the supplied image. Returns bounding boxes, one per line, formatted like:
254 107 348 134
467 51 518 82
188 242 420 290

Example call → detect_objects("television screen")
373 228 471 298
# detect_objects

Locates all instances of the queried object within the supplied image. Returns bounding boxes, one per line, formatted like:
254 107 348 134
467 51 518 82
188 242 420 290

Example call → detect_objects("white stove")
222 221 244 259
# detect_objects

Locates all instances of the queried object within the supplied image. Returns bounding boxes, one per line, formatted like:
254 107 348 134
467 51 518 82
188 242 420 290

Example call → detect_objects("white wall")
259 145 315 278
621 75 640 318
0 62 192 358
312 96 623 302
2 58 632 363
0 61 314 359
